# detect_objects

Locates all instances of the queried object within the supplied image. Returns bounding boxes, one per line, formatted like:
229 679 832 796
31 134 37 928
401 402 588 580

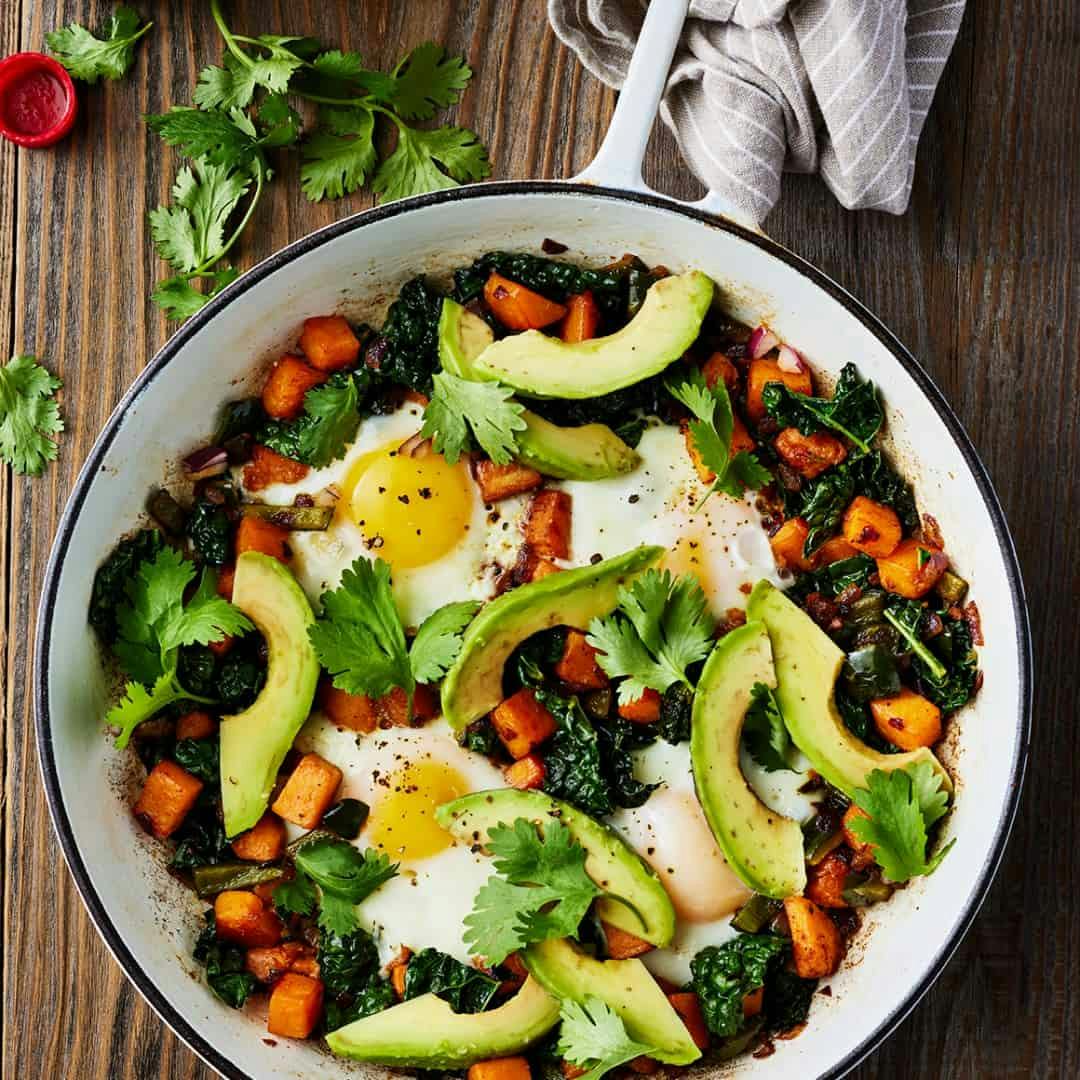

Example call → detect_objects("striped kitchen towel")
548 0 966 223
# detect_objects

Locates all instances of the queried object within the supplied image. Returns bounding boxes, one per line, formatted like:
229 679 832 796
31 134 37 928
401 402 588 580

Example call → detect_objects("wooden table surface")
1 2 1077 1078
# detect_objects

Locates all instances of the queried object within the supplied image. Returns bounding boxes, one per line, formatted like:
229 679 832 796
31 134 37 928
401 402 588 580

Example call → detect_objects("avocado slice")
440 546 664 732
325 975 559 1068
436 789 675 947
691 621 806 899
746 580 951 799
438 298 495 378
219 553 320 837
523 939 701 1066
471 271 714 399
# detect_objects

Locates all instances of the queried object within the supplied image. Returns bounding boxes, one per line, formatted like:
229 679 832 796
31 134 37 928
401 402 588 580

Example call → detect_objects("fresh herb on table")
557 997 657 1080
193 911 257 1008
403 947 500 1013
0 355 64 476
690 935 789 1038
421 372 526 464
47 5 152 84
741 682 792 773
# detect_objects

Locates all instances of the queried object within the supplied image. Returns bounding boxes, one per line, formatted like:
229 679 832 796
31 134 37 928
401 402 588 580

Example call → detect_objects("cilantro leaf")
296 375 361 466
587 569 715 705
421 371 525 465
715 450 773 498
47 5 152 84
309 558 415 701
0 355 64 476
557 997 656 1080
194 54 257 111
106 671 182 751
742 682 792 772
247 35 306 94
390 43 473 121
151 269 238 319
373 125 490 204
257 94 302 147
159 567 254 651
144 107 263 169
300 108 377 201
849 763 955 883
273 870 317 918
295 838 398 902
318 891 362 937
409 601 481 684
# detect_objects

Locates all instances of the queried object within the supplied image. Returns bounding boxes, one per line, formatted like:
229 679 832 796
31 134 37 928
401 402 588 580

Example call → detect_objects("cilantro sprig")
848 762 954 883
586 569 715 706
105 547 253 748
741 682 792 773
668 372 771 509
0 355 64 476
557 997 657 1080
421 372 527 464
47 5 152 84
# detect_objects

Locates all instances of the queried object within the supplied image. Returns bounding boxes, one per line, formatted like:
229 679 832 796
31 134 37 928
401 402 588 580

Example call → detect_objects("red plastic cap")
0 53 77 148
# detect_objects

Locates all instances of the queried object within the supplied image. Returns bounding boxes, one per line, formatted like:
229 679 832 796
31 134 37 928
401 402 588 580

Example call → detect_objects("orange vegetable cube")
560 291 601 343
870 687 942 750
742 987 764 1018
505 753 546 790
267 973 324 1039
491 689 558 760
668 992 710 1050
133 760 203 839
216 563 236 600
618 687 661 724
681 419 714 483
389 948 411 999
242 444 309 492
701 351 738 392
474 459 543 503
603 922 654 960
245 941 318 984
484 272 567 330
783 896 842 979
468 1057 532 1080
299 315 361 372
261 355 327 420
529 556 560 581
236 514 290 562
272 753 343 829
561 1063 587 1080
319 680 378 733
524 490 572 560
175 710 216 741
876 539 949 599
805 851 851 909
842 496 902 558
731 414 756 454
774 428 847 479
231 812 287 863
554 630 609 691
769 518 813 572
842 805 877 870
811 535 860 567
746 355 813 423
214 890 283 948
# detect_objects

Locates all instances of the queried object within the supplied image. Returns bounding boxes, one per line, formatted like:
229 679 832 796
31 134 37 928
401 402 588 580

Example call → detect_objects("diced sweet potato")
560 291 601 343
468 1057 532 1080
235 514 290 562
319 680 378 733
242 444 309 492
603 922 654 960
731 414 756 454
505 753 546 790
484 272 567 330
299 315 361 372
403 388 430 407
214 890 283 948
561 1062 587 1080
668 992 710 1050
618 687 661 724
870 687 942 751
377 684 439 726
876 539 949 599
524 490 572 560
133 760 203 839
474 459 543 503
272 753 343 829
701 351 739 392
842 496 902 558
231 812 287 862
746 355 812 423
175 710 216 741
491 689 558 760
554 630 609 691
216 563 235 600
769 518 813 572
503 952 529 982
783 896 842 979
262 355 327 420
267 973 324 1039
411 683 440 721
389 948 412 1000
805 851 851 909
842 805 876 870
246 941 319 984
774 428 847 479
742 987 764 1018
811 535 860 567
529 557 561 581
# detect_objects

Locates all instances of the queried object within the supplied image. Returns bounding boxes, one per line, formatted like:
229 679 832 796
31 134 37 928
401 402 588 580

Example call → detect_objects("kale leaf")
763 967 817 1033
318 929 380 997
595 716 659 809
193 912 257 1008
403 947 500 1013
658 682 694 744
365 277 444 394
259 369 370 465
89 530 164 643
691 935 789 1038
173 737 221 785
841 645 901 703
324 980 396 1031
187 500 232 566
790 554 876 601
848 450 919 531
915 610 979 712
172 798 231 870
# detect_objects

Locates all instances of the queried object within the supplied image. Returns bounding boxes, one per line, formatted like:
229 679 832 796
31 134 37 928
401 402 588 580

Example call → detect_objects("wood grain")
1 2 1076 1078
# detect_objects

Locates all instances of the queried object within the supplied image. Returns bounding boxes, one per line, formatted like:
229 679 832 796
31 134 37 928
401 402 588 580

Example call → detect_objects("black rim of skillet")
33 181 1032 1080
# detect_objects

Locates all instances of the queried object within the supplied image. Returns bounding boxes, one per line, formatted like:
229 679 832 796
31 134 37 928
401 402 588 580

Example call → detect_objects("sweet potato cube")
560 291 601 343
603 922 654 960
876 539 949 599
484 272 567 330
468 1057 532 1080
216 563 236 600
618 687 661 724
731 414 756 454
870 687 942 750
561 1063 587 1080
235 514 290 562
811 535 860 567
299 315 361 372
272 753 343 829
231 812 287 862
491 689 558 760
214 890 283 948
668 992 710 1050
529 557 561 581
319 680 379 733
746 355 812 423
246 941 318 984
267 973 324 1039
474 459 543 503
505 753 546 790
805 851 851 909
783 896 842 979
262 355 327 420
742 987 764 1018
701 351 738 392
524 490 572 560
554 630 609 691
242 444 309 492
842 496 902 558
133 760 203 839
842 805 876 870
175 710 216 741
389 948 411 999
769 517 813 572
774 428 847 479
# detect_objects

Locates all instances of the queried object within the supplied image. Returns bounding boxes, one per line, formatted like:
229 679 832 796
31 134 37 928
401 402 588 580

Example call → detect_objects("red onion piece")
748 325 780 360
183 446 229 481
777 344 806 373
398 432 433 458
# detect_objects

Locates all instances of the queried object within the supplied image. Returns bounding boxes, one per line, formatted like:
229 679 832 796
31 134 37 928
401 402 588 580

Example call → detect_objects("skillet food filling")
90 250 980 1070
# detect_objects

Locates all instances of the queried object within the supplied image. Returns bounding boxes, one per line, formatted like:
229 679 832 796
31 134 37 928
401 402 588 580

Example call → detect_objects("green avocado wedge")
436 789 675 947
219 553 319 837
325 975 560 1068
440 546 664 732
471 271 714 399
523 939 701 1066
746 580 951 800
691 621 806 899
438 298 495 378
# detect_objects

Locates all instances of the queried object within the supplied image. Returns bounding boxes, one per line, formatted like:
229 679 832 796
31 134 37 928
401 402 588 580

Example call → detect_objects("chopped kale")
690 935 789 1038
365 277 445 394
403 947 500 1013
216 636 267 708
595 716 659 809
324 981 396 1031
89 530 163 643
505 627 567 696
173 801 231 871
790 554 876 602
796 466 855 556
763 967 817 1032
463 718 501 757
834 681 896 754
658 682 694 744
176 645 217 698
216 397 267 443
847 450 919 531
841 645 901 703
173 737 221 785
916 611 979 712
194 911 257 1008
187 500 232 566
318 929 380 997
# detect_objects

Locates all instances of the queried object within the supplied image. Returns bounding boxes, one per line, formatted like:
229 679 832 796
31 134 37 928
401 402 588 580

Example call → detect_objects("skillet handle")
571 0 759 232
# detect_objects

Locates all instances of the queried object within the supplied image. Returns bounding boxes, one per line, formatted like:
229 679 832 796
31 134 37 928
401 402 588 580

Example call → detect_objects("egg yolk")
662 533 715 601
366 759 467 861
344 441 473 569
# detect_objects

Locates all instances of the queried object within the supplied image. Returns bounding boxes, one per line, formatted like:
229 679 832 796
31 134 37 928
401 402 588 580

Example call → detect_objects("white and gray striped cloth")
548 0 966 224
